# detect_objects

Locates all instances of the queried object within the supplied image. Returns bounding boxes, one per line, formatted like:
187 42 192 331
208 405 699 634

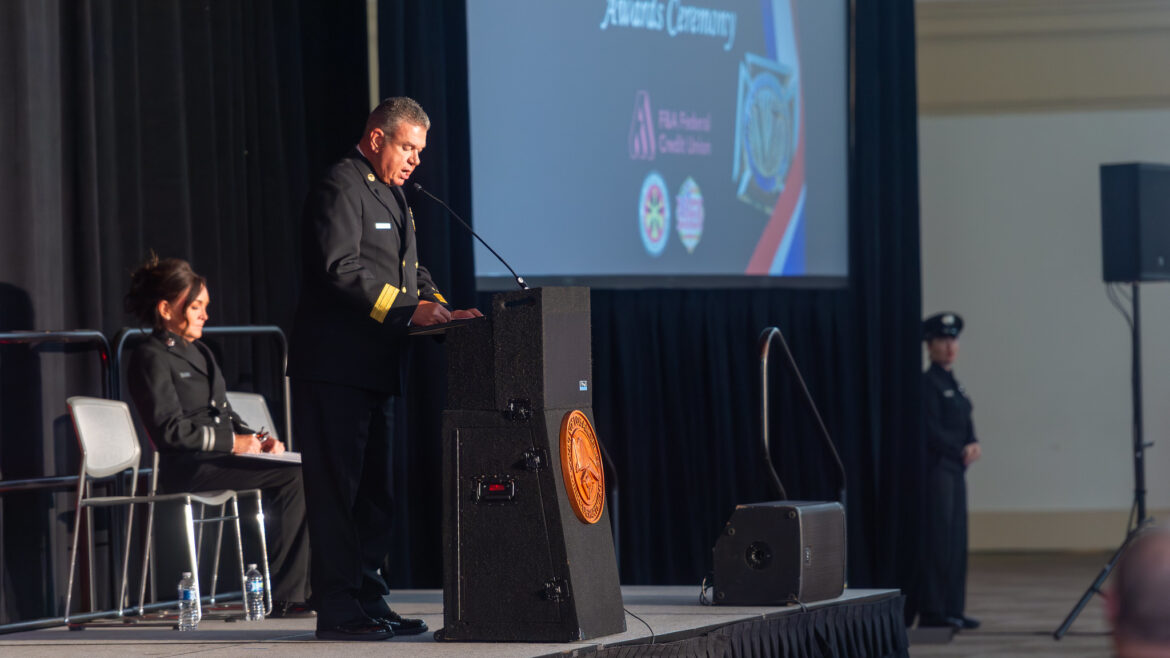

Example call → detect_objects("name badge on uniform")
375 222 393 230
943 389 955 398
179 371 192 379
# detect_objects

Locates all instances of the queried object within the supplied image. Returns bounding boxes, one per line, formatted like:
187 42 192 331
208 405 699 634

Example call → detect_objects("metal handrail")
0 330 114 493
758 328 790 500
758 326 847 504
0 330 116 634
0 330 112 397
112 326 293 449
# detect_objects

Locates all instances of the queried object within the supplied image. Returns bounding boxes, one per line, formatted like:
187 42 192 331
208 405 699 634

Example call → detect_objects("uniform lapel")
192 340 224 401
350 151 404 226
162 334 210 377
391 185 414 255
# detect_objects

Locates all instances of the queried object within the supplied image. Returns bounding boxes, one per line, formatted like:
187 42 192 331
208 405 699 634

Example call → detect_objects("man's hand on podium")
412 301 484 326
412 300 452 326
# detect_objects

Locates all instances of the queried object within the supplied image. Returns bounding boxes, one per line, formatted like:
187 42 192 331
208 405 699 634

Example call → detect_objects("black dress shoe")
373 609 428 636
919 616 963 629
959 615 980 630
269 601 316 619
315 618 395 641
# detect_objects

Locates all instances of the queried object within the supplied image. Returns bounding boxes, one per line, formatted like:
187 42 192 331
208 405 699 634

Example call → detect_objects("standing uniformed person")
289 97 481 641
919 312 981 631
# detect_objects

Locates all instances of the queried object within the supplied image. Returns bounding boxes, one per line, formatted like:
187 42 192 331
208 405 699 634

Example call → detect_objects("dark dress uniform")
921 360 977 625
126 331 310 604
288 148 448 629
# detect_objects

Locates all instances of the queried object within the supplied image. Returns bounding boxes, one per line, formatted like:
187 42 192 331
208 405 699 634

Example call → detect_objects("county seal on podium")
560 409 605 524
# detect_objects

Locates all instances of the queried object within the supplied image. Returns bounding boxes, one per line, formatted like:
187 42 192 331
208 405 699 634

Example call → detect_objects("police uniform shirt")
922 362 977 472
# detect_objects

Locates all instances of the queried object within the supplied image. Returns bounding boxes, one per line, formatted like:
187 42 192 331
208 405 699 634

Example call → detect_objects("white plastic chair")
64 396 249 622
226 391 280 443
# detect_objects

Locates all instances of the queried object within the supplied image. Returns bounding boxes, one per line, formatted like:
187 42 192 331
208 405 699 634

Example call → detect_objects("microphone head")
412 182 424 192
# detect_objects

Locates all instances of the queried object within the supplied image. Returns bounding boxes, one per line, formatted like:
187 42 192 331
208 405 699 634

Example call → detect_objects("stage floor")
0 586 899 657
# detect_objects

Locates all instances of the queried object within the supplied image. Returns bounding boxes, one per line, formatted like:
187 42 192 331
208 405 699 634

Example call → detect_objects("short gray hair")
365 96 430 136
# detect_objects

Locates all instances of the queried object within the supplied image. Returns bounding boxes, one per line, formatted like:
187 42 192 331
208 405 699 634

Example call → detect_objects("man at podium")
289 96 480 641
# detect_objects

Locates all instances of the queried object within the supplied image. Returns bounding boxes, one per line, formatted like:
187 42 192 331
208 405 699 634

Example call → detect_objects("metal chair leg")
208 503 225 605
252 493 273 615
182 501 201 620
63 469 87 622
136 499 156 616
115 499 136 616
230 497 246 611
86 482 97 613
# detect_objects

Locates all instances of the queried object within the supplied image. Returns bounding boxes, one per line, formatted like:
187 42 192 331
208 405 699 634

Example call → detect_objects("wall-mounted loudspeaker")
712 501 845 605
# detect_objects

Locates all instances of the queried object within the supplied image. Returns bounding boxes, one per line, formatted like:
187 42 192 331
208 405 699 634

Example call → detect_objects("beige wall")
916 0 1170 550
918 0 1170 114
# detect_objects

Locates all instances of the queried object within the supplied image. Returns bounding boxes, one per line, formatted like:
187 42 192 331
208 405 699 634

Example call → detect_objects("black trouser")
921 464 968 622
158 453 311 603
291 378 397 627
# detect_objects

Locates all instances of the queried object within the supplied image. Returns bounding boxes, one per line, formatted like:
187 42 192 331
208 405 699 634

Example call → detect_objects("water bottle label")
247 581 264 593
181 588 194 601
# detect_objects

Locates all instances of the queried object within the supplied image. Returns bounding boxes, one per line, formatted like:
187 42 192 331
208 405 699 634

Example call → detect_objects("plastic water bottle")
177 572 199 631
245 564 265 621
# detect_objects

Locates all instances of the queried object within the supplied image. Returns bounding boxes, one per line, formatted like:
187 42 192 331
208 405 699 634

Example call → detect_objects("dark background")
0 0 923 625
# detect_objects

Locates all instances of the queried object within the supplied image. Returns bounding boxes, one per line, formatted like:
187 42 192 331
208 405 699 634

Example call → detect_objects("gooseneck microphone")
412 182 529 290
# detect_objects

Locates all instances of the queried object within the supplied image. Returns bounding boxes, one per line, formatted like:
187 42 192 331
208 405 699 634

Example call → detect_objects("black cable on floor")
624 607 655 645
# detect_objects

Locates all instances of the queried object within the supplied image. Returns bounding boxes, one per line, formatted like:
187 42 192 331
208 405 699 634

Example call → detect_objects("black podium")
436 287 626 642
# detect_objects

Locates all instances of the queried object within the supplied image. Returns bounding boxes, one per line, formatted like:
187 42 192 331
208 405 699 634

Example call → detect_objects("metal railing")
758 326 847 504
0 330 117 632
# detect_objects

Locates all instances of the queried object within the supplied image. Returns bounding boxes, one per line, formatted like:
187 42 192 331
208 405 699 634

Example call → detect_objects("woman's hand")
233 433 263 454
962 442 982 467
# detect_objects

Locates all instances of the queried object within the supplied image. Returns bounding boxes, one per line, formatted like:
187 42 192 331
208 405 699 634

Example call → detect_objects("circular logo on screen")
639 172 671 257
675 177 705 253
560 410 605 524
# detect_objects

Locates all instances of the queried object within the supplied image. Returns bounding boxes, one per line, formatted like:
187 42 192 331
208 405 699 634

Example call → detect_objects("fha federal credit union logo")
639 171 670 257
629 90 656 161
676 177 704 253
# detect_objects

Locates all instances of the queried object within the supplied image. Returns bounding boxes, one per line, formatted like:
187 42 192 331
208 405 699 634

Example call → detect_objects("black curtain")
0 0 923 625
0 0 368 623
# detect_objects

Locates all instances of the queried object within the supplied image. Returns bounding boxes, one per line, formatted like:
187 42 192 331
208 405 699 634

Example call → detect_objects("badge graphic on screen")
559 410 605 524
733 53 796 215
676 177 705 253
639 171 670 256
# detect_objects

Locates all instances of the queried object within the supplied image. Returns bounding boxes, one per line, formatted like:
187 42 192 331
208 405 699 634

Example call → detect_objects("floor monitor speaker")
713 501 845 605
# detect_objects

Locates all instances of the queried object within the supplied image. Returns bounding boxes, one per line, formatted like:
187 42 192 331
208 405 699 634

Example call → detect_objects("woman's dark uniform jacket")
288 149 449 393
920 361 977 625
129 332 251 455
127 331 310 603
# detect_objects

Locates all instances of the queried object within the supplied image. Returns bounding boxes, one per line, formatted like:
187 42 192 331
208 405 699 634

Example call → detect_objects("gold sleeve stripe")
434 292 447 304
370 284 400 323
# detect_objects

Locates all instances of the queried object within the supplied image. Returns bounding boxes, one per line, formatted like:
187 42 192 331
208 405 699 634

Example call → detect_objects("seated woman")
124 255 311 617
